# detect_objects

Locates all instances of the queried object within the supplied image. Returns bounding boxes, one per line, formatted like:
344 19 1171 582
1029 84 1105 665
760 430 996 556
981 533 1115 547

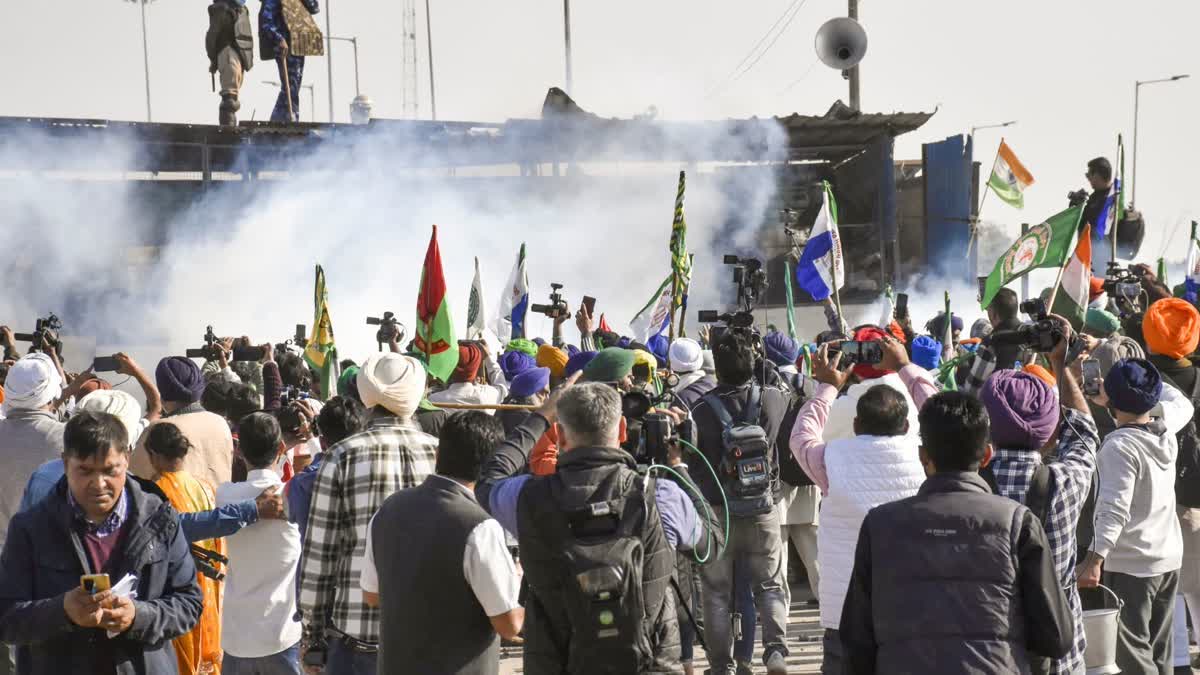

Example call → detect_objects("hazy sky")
4 0 1199 259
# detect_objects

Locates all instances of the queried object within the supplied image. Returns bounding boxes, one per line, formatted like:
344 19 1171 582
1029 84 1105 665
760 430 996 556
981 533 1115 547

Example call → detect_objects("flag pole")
1046 208 1086 310
967 140 1002 264
1111 134 1124 266
677 253 694 338
668 268 678 341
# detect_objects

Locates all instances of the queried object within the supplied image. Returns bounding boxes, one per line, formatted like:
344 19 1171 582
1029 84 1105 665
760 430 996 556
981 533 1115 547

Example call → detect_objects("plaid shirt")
298 416 437 644
991 408 1099 675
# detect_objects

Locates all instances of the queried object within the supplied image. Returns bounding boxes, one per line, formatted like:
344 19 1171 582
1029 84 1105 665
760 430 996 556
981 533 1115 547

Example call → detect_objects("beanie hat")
1104 358 1163 415
851 327 892 380
910 335 942 370
564 350 598 379
510 367 551 398
1084 308 1121 338
980 370 1060 450
499 350 536 381
763 332 801 367
1143 298 1200 360
536 344 569 379
583 347 636 383
669 338 704 373
155 356 205 404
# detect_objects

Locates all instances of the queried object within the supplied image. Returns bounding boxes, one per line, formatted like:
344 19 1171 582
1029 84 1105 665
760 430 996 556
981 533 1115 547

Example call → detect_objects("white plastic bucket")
1082 584 1124 675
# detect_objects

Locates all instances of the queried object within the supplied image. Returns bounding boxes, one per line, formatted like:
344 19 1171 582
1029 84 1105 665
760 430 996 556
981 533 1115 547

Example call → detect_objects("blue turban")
510 367 551 398
1104 358 1163 415
564 350 598 378
566 344 580 358
763 332 800 367
499 350 536 381
910 335 943 370
156 356 205 404
646 334 670 368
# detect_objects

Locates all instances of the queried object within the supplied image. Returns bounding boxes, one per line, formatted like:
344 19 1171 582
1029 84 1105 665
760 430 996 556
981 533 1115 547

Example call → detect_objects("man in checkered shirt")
298 352 437 674
980 320 1099 675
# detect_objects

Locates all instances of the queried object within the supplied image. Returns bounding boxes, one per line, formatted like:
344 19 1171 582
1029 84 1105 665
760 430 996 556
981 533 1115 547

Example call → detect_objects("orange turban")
1022 364 1057 389
536 344 569 379
1144 298 1200 360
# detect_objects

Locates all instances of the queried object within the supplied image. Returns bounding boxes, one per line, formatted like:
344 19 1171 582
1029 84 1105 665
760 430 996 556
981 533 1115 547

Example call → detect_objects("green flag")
415 225 459 383
303 265 339 400
980 205 1083 309
936 355 965 391
784 260 797 339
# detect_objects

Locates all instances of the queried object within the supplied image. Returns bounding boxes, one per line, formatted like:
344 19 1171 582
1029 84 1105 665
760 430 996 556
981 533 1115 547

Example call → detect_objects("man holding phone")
0 410 203 674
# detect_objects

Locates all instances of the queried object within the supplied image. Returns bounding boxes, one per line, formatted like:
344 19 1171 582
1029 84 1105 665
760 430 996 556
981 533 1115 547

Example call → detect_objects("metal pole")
847 0 860 111
1020 223 1030 301
1132 82 1140 206
352 38 360 95
325 0 334 121
563 0 573 93
139 0 152 121
308 85 315 121
425 0 437 120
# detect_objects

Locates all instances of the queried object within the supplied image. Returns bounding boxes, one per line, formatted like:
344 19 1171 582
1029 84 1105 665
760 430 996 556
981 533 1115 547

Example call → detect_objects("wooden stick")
430 402 537 411
277 54 294 121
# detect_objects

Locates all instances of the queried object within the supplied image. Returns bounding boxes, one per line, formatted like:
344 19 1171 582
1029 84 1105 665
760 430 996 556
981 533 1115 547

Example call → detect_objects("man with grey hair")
478 377 721 674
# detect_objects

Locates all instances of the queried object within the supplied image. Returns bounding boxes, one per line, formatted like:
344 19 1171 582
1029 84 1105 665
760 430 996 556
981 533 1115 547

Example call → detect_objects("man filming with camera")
689 328 791 675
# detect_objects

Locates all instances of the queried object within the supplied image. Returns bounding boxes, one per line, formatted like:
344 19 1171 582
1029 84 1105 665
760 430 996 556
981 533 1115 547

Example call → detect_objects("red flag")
598 313 613 334
414 225 458 381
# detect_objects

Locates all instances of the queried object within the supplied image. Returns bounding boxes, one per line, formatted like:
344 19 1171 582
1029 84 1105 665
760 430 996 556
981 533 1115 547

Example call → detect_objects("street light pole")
425 0 437 120
847 0 859 111
139 0 152 121
563 0 573 93
327 36 361 96
1133 74 1189 206
325 0 334 121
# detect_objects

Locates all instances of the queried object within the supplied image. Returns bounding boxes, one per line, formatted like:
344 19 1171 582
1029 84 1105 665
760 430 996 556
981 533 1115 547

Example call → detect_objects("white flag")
629 275 673 343
467 257 487 339
495 244 529 343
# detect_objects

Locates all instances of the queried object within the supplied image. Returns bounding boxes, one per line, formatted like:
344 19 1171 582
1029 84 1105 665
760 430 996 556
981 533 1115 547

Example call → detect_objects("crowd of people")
0 254 1198 675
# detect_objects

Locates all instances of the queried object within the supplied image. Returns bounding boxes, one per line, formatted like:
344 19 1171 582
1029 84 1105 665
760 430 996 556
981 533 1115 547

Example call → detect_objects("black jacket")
688 381 788 507
0 477 204 675
986 317 1028 372
840 472 1073 675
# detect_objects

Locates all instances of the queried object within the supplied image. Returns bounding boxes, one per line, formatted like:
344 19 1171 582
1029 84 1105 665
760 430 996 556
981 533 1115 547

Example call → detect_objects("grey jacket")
840 472 1073 675
0 409 64 546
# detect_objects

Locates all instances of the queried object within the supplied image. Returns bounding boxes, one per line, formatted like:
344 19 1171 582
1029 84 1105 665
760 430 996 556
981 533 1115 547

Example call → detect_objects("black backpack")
1163 371 1200 508
777 381 815 489
557 485 655 672
703 385 776 516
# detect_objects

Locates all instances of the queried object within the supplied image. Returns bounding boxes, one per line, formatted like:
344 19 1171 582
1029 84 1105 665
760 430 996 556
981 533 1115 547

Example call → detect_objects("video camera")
275 324 308 356
14 313 63 355
699 255 768 344
531 283 569 320
1102 262 1146 316
1016 298 1066 353
186 327 263 362
366 312 405 348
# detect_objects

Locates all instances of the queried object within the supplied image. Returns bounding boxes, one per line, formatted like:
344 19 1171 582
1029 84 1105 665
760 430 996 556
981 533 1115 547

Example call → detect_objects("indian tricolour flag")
987 140 1035 209
1051 224 1093 330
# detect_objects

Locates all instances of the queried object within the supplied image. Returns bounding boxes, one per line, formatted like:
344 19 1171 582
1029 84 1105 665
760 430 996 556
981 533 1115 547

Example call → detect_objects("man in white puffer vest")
789 335 936 674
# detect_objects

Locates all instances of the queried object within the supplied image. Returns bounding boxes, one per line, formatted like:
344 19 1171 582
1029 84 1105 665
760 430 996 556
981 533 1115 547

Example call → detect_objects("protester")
980 317 1099 675
1079 358 1190 675
429 342 508 412
477 379 720 674
145 423 225 675
298 352 437 674
689 330 790 674
133 356 235 488
789 336 930 671
582 347 637 391
218 413 303 675
0 411 204 674
840 391 1074 673
497 366 551 435
821 326 920 443
286 396 366 541
670 337 715 410
362 412 522 673
536 344 569 385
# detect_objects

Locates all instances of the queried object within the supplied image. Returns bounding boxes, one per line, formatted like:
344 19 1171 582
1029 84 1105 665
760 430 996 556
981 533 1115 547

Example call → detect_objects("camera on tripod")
531 283 569 320
698 255 767 343
1016 298 1065 353
366 312 405 347
186 327 262 362
14 313 64 355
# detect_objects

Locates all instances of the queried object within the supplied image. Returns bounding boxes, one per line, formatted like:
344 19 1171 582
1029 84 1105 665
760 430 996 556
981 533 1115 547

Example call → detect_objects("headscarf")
499 350 536 381
980 370 1060 450
78 389 143 447
851 326 891 380
1143 298 1200 360
536 345 569 379
452 343 483 383
357 352 427 419
504 339 539 358
510 367 551 398
155 356 205 404
669 338 704 373
2 353 62 412
763 332 801 368
1104 358 1163 415
910 335 942 370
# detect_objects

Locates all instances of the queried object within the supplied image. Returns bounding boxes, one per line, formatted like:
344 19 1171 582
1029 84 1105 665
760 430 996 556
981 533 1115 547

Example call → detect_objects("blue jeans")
325 637 378 675
223 643 301 675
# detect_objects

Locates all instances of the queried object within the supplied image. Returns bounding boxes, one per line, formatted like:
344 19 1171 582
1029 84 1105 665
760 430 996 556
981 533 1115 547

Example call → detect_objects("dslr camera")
531 283 569 320
1016 298 1066 353
14 313 64 355
621 389 695 466
366 312 405 347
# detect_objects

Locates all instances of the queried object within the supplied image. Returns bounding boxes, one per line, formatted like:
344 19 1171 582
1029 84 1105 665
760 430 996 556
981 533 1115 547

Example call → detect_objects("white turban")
3 353 63 413
669 338 704 374
357 353 426 419
77 390 144 447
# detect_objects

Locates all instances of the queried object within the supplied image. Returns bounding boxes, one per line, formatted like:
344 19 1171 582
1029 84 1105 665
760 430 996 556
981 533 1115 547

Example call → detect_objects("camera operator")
689 329 791 675
981 288 1027 371
477 376 723 673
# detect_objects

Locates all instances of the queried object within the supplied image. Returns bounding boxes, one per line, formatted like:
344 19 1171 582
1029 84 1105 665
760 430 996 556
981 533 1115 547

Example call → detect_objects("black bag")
777 389 814 489
703 385 776 516
1163 371 1200 507
559 492 654 671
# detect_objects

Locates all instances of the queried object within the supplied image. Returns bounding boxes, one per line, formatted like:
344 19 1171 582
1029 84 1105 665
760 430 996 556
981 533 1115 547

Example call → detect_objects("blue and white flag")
495 243 529 342
630 275 673 343
1186 222 1200 304
1094 177 1121 239
795 182 844 302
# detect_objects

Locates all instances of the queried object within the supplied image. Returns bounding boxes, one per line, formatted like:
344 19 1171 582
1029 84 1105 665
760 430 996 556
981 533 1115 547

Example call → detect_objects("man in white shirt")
217 412 303 675
361 412 522 674
429 342 508 414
